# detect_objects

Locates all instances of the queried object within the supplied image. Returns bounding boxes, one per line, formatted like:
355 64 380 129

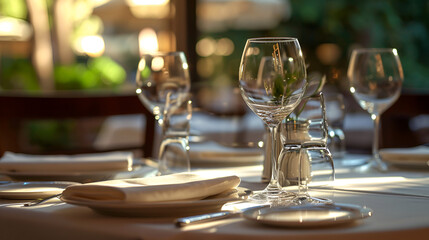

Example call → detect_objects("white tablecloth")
1 155 429 240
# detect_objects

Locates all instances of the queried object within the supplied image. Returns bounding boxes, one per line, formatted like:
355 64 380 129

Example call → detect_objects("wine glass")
347 48 404 171
239 37 307 202
136 51 191 161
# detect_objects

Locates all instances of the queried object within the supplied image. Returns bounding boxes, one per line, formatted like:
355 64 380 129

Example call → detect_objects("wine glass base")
334 154 368 168
249 192 333 207
291 195 332 205
355 156 388 173
248 189 296 206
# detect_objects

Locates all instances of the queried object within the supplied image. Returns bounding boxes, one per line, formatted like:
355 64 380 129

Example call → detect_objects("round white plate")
386 159 429 168
61 188 251 218
189 141 263 165
0 181 78 200
0 165 151 183
243 203 372 227
380 146 429 168
0 170 125 183
381 157 429 168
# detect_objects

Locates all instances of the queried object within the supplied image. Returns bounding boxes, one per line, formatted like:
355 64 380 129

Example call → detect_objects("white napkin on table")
0 151 133 173
62 172 241 203
380 146 429 165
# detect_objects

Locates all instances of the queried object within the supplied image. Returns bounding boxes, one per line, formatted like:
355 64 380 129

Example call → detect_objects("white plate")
189 141 263 165
243 203 372 227
0 181 78 200
380 146 429 168
0 169 129 183
61 188 250 218
385 159 429 168
0 164 153 183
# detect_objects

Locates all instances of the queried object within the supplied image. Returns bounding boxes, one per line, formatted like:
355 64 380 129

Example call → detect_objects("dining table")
0 152 428 240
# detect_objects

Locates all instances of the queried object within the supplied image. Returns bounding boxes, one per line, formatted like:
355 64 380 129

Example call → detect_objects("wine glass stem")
266 124 281 193
372 114 380 159
371 114 388 171
298 150 308 196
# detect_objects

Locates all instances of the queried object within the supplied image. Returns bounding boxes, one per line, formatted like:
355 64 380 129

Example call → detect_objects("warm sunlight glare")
78 35 105 57
334 176 406 186
139 28 158 55
0 17 32 41
128 0 169 6
151 57 164 71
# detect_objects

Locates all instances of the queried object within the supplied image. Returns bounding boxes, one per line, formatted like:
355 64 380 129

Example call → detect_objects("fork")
23 194 62 207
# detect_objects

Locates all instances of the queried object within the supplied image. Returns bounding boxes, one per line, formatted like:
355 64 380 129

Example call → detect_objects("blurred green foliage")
0 56 126 150
282 0 429 91
54 57 126 90
0 57 126 91
27 120 73 150
0 0 121 91
0 58 40 90
0 0 126 151
201 0 429 92
0 0 27 19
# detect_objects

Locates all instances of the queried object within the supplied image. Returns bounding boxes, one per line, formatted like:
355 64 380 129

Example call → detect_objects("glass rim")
247 37 298 43
139 51 185 57
352 48 397 53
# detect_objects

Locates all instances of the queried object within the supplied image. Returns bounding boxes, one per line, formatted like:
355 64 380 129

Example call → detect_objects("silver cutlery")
22 193 62 207
175 204 268 227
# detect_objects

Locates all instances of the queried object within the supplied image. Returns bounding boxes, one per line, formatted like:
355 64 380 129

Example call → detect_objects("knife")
175 204 268 227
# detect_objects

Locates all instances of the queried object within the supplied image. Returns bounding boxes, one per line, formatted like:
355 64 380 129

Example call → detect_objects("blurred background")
0 0 428 155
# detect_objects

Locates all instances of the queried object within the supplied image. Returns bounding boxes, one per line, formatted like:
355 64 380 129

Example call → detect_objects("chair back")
0 92 155 157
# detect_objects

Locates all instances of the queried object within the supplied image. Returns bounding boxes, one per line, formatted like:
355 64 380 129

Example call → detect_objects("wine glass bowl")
136 51 191 124
347 48 404 170
238 37 307 202
136 51 191 173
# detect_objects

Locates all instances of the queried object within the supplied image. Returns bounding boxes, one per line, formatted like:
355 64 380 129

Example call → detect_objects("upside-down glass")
158 93 192 175
347 48 403 171
239 37 307 202
325 93 346 159
279 93 334 204
136 51 191 159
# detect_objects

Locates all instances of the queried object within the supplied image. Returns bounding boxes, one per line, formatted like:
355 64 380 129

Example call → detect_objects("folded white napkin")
62 172 240 203
0 151 133 173
380 146 429 165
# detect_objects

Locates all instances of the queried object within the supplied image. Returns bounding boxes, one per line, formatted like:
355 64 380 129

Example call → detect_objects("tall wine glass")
347 48 404 171
239 37 307 202
136 51 191 158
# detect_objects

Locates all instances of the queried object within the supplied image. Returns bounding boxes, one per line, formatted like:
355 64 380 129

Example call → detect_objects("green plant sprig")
288 74 326 120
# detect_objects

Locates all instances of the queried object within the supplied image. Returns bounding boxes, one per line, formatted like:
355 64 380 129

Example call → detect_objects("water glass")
157 94 192 175
279 92 334 204
136 51 191 158
324 93 346 158
281 92 328 148
278 146 334 200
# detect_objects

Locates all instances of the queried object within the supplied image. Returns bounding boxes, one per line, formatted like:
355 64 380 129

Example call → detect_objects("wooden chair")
0 92 156 157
